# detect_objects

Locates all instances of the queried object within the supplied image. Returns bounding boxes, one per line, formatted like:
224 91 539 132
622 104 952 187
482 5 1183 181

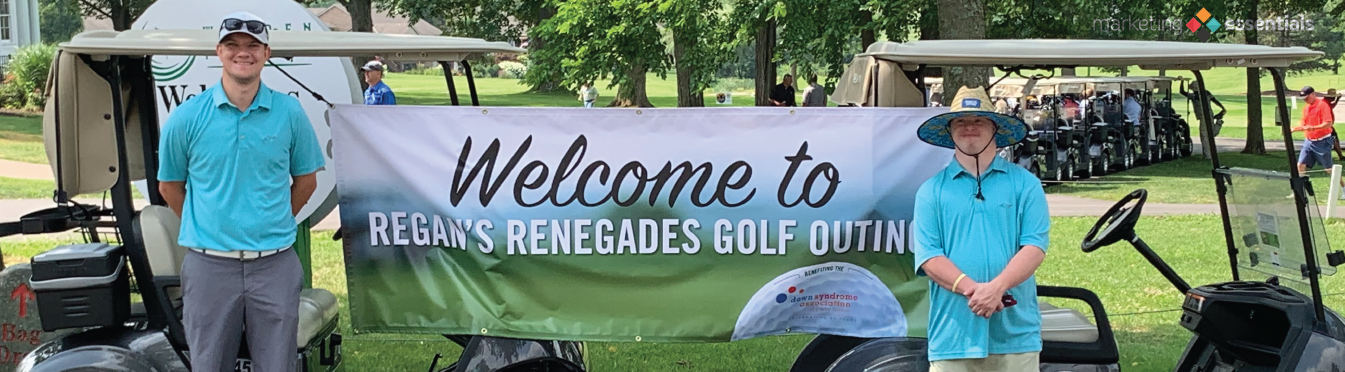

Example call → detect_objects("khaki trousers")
929 352 1039 372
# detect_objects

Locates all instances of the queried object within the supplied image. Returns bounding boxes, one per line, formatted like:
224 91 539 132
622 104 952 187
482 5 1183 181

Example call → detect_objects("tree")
937 0 989 106
1239 0 1266 155
74 0 152 31
40 0 84 43
528 0 669 107
377 0 565 91
663 0 733 107
728 0 783 106
775 0 922 91
333 0 372 33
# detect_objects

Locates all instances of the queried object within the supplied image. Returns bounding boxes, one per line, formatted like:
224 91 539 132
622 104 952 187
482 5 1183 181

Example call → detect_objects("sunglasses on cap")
221 18 268 36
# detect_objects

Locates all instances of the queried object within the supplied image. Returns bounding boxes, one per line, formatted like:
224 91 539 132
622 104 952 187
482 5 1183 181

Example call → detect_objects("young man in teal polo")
912 86 1051 372
157 11 325 372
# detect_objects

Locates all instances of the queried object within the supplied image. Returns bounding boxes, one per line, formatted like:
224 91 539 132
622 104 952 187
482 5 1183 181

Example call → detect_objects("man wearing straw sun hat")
912 86 1050 372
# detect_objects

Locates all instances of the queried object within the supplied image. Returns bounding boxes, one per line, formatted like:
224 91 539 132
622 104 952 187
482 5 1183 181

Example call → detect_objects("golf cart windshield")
1221 168 1337 292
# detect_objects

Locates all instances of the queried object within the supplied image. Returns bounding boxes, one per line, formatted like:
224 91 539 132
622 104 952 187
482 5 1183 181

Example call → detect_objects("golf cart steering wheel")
1081 189 1148 252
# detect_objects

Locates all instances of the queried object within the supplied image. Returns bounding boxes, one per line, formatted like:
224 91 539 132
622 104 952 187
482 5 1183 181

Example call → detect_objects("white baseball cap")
218 11 269 44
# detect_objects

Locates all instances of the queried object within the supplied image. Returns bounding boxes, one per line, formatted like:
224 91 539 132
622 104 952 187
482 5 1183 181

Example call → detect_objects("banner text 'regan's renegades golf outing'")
330 106 954 342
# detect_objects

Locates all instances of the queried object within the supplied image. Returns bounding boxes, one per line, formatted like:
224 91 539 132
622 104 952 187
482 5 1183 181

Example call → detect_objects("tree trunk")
673 30 703 107
919 0 940 77
110 1 128 31
1242 0 1265 155
860 10 875 51
528 4 562 92
936 0 988 106
755 19 777 106
611 63 654 107
345 0 373 32
339 0 375 90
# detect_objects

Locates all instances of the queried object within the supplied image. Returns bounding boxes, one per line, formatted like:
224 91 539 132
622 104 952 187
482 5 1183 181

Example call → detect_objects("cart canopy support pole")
463 60 480 106
1193 70 1241 283
90 55 170 329
440 61 460 106
1270 68 1328 322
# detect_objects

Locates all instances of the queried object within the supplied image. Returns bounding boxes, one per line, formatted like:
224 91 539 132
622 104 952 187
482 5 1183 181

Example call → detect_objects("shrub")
482 64 501 78
403 64 444 76
498 61 527 79
2 43 58 110
0 74 24 109
712 78 755 93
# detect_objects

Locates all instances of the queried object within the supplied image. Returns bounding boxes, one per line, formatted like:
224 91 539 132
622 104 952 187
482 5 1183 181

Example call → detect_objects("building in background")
1 0 41 65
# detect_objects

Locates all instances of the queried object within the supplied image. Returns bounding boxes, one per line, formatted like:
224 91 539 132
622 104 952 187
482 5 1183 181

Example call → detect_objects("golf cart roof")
45 29 524 197
60 29 526 60
859 39 1322 70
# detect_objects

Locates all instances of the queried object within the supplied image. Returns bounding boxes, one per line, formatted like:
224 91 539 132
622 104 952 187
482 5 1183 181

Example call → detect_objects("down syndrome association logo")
775 286 806 303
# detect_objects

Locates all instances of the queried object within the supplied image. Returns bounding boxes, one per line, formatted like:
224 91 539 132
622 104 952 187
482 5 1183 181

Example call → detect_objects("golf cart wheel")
1077 159 1093 179
1057 159 1073 182
789 335 873 372
1098 152 1110 175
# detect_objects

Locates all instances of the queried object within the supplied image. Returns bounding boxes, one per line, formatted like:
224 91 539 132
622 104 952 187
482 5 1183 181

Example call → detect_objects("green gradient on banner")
343 232 930 342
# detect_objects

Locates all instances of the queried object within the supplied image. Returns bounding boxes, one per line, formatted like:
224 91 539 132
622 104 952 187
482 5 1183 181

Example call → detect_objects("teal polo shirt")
912 156 1051 361
157 81 326 252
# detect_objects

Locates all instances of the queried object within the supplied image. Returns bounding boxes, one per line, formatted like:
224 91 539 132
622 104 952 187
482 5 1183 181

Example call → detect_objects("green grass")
8 215 1345 371
382 74 776 108
0 114 43 164
1045 151 1316 204
0 176 62 199
0 176 144 200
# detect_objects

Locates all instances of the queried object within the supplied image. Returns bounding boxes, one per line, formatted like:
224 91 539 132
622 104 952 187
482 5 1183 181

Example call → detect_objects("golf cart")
0 29 586 372
822 38 1327 371
1160 77 1199 160
1016 78 1097 181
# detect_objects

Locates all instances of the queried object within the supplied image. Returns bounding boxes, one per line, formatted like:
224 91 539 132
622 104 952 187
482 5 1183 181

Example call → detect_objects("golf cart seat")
1039 301 1099 343
134 205 340 349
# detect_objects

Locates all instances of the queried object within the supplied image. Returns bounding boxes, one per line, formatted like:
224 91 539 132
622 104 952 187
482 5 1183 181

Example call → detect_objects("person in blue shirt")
1123 89 1143 124
913 85 1051 372
156 11 325 372
362 60 396 105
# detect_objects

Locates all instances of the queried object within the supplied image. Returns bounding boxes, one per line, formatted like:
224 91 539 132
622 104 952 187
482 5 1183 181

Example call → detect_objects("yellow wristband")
952 274 967 295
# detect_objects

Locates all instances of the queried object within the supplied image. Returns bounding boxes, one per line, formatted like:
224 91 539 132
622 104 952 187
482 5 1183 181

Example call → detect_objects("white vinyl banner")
329 106 964 342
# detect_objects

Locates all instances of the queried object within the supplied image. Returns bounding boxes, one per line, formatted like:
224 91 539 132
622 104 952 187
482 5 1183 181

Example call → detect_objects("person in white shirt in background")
801 74 827 107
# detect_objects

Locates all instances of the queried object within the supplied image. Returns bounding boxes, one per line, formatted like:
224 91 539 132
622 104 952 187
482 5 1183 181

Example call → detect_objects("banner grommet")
790 110 796 115
481 109 489 115
635 336 642 342
636 110 643 115
480 328 488 334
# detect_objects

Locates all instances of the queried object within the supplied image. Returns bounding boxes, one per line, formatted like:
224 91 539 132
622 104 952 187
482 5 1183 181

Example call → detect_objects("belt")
191 247 291 261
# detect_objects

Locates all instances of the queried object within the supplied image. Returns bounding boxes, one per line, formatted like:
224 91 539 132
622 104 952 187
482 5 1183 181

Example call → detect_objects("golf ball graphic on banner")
732 262 907 341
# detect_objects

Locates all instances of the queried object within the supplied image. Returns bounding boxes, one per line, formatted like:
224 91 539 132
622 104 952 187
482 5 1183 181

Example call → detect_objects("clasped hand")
964 282 1005 318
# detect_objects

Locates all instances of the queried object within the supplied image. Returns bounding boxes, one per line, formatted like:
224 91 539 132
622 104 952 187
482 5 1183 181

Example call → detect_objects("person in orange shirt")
1292 86 1343 191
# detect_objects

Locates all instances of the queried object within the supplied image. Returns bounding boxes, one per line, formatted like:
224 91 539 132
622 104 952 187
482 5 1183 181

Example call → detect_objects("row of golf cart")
0 26 1339 372
921 75 1198 182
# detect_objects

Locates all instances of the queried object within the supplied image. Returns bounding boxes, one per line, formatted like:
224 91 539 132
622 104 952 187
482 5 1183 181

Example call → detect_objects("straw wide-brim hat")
917 86 1029 149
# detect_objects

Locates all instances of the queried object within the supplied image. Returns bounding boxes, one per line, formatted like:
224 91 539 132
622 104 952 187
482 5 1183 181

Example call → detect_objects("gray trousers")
182 248 301 372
